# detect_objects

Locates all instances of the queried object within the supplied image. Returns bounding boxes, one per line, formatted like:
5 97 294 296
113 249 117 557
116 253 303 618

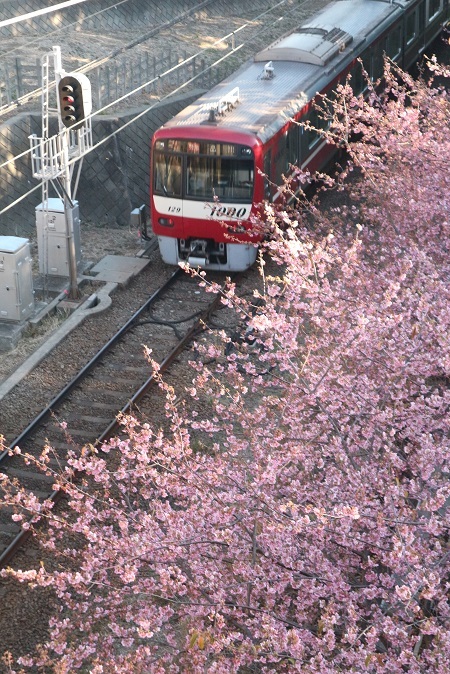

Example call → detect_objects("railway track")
0 267 232 568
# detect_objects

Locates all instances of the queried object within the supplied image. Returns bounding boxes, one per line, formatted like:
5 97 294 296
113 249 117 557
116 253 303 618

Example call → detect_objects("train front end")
151 128 262 271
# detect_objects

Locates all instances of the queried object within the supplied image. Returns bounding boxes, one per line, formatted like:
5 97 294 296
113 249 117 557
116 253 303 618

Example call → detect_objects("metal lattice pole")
30 47 93 300
40 51 52 297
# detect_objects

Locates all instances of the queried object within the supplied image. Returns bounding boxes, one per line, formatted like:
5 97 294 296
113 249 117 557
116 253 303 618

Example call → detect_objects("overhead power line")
0 0 214 115
0 43 246 217
1 0 289 168
0 0 314 218
0 0 132 59
0 0 91 29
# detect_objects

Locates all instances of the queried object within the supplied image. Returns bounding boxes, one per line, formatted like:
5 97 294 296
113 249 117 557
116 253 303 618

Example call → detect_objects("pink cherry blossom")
2 56 450 672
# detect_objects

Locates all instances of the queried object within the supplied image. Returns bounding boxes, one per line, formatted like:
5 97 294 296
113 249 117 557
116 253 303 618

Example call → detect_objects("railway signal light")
57 73 92 129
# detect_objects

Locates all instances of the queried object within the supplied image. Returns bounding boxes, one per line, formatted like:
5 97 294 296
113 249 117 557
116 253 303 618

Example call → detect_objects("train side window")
264 150 272 201
348 53 371 92
406 11 417 44
351 60 364 94
387 24 402 61
428 0 443 20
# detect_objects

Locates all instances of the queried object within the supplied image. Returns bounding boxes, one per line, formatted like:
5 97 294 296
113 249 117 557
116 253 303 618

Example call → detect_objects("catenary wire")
0 0 91 29
0 0 133 58
0 0 318 216
0 13 246 172
1 0 296 116
0 41 245 216
0 0 216 111
0 0 280 114
0 0 303 170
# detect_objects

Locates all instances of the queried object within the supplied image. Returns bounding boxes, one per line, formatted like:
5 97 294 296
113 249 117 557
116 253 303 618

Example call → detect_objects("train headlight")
158 217 174 227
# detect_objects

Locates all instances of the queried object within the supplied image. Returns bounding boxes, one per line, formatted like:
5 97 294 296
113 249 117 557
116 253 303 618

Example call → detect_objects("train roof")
162 0 409 143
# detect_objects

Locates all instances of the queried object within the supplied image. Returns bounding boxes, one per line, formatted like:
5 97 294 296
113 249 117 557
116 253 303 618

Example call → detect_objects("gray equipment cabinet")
0 236 35 322
36 198 81 276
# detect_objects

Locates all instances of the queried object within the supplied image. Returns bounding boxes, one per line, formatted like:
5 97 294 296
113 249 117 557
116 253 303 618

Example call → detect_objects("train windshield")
153 140 254 201
186 155 253 200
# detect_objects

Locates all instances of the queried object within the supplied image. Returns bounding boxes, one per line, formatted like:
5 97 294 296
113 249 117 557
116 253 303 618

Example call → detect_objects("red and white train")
151 0 449 271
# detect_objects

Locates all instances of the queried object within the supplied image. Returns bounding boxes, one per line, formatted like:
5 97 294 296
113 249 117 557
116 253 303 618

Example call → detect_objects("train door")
286 124 299 170
272 125 300 200
387 23 403 63
285 124 300 197
263 150 272 201
274 134 287 189
371 39 386 82
300 101 332 173
404 6 420 67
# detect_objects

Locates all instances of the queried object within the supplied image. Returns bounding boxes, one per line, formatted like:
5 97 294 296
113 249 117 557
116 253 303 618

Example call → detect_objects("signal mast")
29 46 93 299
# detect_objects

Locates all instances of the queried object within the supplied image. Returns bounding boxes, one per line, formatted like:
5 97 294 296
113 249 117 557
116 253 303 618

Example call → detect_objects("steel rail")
0 268 231 568
0 267 181 465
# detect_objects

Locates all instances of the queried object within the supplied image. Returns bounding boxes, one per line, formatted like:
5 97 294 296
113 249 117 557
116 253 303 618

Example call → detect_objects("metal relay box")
36 198 81 276
0 236 35 322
